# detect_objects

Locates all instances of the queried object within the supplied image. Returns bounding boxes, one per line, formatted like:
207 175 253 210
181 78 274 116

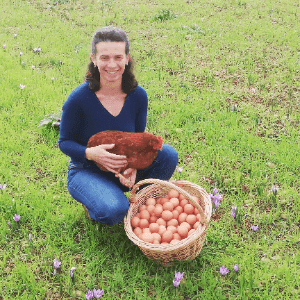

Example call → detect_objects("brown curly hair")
85 26 138 94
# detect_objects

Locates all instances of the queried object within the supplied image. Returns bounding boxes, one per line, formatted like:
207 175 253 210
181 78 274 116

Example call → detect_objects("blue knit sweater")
58 82 148 167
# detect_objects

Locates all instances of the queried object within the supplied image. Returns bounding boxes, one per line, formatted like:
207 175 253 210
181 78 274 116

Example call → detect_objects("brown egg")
149 215 158 223
153 239 160 245
158 225 167 236
192 196 200 205
131 216 140 228
149 222 160 233
178 193 187 201
163 201 174 211
167 218 178 227
169 197 180 208
152 232 161 243
156 218 167 227
178 212 188 224
139 205 147 213
184 204 194 215
161 230 173 243
180 199 189 208
167 225 177 234
172 210 179 220
170 239 180 244
161 242 169 245
136 212 141 218
194 208 200 215
173 233 181 240
147 204 155 215
140 210 150 220
154 204 163 217
141 232 154 243
177 225 188 238
193 221 200 229
160 197 169 205
167 189 179 199
161 210 173 221
139 219 149 229
143 228 151 233
197 214 201 222
175 206 183 214
146 197 156 206
186 214 197 226
181 222 191 230
133 227 142 237
188 229 196 237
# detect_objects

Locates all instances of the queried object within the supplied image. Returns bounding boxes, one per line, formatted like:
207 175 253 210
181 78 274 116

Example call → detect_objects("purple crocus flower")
174 270 184 281
69 267 76 278
210 193 223 208
213 188 218 196
3 44 6 49
234 264 239 272
176 166 183 173
231 206 237 218
13 214 20 222
0 184 6 190
251 225 258 231
32 65 35 70
8 221 11 227
271 186 278 196
173 279 181 287
20 52 23 56
14 34 17 38
20 84 25 89
53 258 61 269
86 290 93 300
29 234 32 242
220 265 229 275
93 288 104 298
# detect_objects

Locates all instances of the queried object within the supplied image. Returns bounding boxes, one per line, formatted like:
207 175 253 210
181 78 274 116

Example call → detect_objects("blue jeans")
67 144 178 225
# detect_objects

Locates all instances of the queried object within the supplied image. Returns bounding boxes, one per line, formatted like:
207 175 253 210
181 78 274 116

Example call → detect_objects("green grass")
1 0 300 299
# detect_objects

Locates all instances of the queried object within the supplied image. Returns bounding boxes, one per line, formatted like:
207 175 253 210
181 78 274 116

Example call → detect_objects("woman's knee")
161 144 179 167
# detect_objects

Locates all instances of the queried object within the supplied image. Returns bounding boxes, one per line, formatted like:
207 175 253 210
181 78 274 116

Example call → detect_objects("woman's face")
91 41 130 84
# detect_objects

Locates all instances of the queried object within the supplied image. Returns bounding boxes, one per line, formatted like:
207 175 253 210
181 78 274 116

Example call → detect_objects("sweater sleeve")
58 93 89 164
135 87 148 133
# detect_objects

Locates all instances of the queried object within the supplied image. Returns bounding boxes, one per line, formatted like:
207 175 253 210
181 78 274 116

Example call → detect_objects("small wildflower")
93 288 104 298
8 221 11 227
210 193 223 208
20 84 25 89
234 264 239 272
22 61 25 66
13 214 20 222
14 34 17 38
173 279 181 287
251 225 258 231
213 188 218 195
29 233 32 242
174 270 184 281
271 186 278 196
220 265 229 275
53 258 61 269
176 166 183 173
32 65 35 70
51 77 55 81
33 47 37 52
69 267 76 278
20 52 23 56
3 44 6 49
86 290 93 300
0 183 6 190
36 68 39 73
231 206 237 218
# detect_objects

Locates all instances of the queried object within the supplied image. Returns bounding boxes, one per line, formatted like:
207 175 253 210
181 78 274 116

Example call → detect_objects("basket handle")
128 179 208 226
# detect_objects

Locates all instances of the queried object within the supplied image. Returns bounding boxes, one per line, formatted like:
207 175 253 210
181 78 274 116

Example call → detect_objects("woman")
58 26 178 225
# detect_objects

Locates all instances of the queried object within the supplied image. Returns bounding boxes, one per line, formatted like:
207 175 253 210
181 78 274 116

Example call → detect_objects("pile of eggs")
131 189 203 245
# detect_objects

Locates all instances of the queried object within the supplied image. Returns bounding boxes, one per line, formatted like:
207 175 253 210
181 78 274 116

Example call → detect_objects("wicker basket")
124 179 212 266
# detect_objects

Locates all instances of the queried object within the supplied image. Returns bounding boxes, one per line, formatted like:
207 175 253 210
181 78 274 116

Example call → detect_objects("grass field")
0 0 299 299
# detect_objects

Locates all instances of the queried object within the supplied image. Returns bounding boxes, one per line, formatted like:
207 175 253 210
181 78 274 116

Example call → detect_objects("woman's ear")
90 53 96 64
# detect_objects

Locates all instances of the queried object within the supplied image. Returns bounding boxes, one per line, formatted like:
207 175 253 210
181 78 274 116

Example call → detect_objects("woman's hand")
116 168 137 189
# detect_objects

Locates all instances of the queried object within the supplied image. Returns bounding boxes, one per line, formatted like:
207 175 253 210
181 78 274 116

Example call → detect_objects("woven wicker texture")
124 179 212 266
